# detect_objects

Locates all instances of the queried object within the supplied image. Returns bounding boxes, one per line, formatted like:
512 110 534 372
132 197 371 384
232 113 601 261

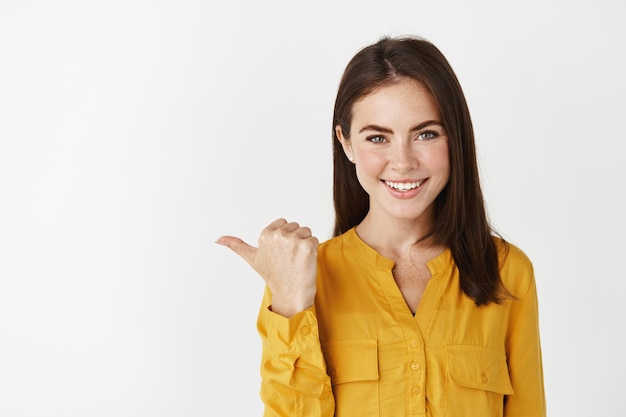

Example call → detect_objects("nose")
391 142 417 172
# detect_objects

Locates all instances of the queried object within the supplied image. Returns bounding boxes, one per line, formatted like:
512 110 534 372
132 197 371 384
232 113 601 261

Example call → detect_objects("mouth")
384 179 427 192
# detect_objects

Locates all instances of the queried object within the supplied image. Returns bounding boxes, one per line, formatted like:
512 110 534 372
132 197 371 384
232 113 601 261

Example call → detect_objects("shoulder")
318 230 350 259
318 227 362 252
318 233 343 251
494 237 533 270
493 237 536 298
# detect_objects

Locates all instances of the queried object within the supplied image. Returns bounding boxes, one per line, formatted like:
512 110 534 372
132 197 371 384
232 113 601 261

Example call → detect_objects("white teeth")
385 180 424 191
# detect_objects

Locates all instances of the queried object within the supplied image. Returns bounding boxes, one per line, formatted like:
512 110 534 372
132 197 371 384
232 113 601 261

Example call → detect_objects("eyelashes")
417 130 438 140
365 130 441 144
367 135 386 144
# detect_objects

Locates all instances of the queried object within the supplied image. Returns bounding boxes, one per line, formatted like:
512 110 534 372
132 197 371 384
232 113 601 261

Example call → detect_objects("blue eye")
367 135 386 144
417 131 438 140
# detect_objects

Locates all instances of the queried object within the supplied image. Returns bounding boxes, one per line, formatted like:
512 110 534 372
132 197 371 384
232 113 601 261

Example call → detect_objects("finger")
215 235 257 265
281 222 301 233
266 218 288 230
295 226 312 239
307 235 320 247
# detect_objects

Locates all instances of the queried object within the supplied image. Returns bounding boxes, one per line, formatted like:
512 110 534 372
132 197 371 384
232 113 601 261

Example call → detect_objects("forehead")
351 78 440 126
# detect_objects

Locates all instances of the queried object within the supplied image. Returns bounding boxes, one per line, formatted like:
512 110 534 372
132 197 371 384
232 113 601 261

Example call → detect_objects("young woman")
217 36 545 417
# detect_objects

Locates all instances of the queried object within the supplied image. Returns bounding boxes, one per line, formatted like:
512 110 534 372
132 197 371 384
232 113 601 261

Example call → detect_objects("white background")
1 0 625 416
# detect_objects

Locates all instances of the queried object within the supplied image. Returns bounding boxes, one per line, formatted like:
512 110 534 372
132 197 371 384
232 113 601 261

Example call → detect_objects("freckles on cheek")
355 153 385 178
425 145 450 170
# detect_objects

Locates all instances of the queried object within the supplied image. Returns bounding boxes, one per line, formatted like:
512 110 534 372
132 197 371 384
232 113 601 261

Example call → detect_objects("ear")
335 125 354 162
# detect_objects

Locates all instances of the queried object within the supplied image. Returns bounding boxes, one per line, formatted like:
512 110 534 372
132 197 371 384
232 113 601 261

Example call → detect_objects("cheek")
352 151 387 193
354 150 387 179
426 144 450 179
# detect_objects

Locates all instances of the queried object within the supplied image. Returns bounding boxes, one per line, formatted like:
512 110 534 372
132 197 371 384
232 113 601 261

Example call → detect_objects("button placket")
405 335 426 416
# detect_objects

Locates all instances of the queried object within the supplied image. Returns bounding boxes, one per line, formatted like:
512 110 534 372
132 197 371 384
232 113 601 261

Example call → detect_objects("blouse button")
411 385 421 395
409 339 419 349
481 373 489 384
410 362 420 371
301 326 311 336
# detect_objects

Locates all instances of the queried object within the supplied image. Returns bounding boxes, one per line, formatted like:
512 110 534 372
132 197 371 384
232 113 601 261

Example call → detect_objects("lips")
384 179 425 192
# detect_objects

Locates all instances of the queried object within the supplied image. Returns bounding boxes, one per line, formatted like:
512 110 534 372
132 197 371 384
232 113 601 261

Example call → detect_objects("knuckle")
285 222 300 231
272 218 287 228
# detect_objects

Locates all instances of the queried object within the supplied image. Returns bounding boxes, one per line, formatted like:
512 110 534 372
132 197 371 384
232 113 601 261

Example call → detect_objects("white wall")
1 0 624 415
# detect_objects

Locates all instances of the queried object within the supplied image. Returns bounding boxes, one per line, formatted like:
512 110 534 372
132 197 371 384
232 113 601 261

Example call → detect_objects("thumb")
215 235 257 265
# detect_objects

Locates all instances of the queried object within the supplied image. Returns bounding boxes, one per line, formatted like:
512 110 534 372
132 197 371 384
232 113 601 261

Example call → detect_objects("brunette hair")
332 36 507 305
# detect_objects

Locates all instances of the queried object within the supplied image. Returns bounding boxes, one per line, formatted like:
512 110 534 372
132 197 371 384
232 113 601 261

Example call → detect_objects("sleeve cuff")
265 304 320 354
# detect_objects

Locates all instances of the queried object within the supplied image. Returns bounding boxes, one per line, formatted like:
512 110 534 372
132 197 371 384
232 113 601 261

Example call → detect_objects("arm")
504 265 546 417
217 218 335 416
257 288 335 417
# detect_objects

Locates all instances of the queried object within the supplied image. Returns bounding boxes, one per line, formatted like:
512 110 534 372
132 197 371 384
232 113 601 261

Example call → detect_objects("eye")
367 135 386 144
417 130 439 141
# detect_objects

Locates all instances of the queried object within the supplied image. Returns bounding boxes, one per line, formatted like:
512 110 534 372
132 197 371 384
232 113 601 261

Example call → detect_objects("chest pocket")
323 339 379 417
445 345 513 416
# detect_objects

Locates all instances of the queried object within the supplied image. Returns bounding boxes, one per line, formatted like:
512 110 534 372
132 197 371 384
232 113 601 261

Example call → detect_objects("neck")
356 212 439 260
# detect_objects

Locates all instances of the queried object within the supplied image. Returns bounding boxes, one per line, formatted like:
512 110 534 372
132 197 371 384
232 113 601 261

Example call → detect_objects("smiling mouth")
384 179 426 192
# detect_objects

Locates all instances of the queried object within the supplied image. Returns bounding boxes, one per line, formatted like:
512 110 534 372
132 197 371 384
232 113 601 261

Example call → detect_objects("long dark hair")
332 36 507 306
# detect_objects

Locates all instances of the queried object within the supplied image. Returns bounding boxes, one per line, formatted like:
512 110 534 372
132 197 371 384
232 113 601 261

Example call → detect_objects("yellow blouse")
257 228 545 417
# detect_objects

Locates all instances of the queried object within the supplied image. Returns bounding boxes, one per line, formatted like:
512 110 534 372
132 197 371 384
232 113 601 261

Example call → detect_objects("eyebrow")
358 120 443 134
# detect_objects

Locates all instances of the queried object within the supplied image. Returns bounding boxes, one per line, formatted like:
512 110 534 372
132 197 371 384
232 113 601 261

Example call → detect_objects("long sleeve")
257 287 335 417
504 263 546 417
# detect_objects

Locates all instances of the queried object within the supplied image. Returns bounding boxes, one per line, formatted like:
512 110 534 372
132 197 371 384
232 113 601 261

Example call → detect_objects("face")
336 78 450 227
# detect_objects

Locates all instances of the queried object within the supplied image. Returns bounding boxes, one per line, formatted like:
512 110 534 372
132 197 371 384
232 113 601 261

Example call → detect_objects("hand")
216 218 319 317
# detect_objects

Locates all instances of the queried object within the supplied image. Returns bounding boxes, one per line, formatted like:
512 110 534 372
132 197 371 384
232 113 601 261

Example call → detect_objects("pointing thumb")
215 235 256 265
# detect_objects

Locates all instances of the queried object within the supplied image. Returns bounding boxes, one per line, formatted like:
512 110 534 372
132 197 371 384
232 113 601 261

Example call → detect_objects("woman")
217 36 545 416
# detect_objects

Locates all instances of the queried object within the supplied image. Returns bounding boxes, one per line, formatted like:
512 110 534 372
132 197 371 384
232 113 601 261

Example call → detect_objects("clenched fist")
216 218 319 317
